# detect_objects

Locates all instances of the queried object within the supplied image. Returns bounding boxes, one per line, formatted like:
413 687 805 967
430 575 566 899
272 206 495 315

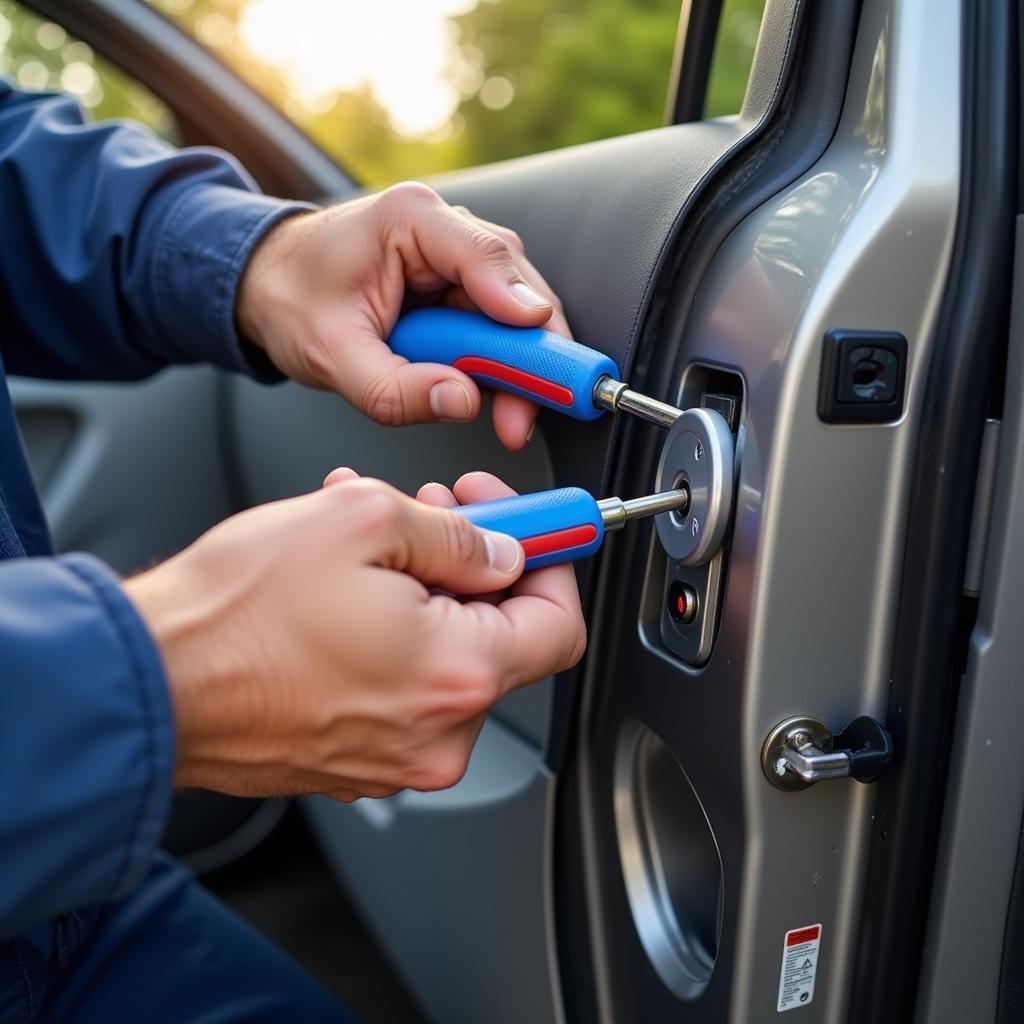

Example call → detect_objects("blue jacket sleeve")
0 80 314 381
0 553 175 938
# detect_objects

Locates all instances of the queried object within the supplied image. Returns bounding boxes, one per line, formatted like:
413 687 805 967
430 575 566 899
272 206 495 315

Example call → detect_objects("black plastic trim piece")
997 800 1024 1021
666 0 725 123
817 329 908 423
846 1 1019 1021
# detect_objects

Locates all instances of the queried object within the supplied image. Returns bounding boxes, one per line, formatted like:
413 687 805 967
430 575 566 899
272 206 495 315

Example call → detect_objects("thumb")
357 483 524 593
333 338 483 428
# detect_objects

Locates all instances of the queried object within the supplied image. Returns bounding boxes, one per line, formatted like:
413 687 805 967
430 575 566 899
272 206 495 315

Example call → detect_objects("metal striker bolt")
592 375 684 430
598 486 691 532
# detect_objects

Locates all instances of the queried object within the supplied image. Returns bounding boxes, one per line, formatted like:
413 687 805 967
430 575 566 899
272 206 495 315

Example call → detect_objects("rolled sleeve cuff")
151 185 315 381
59 553 176 900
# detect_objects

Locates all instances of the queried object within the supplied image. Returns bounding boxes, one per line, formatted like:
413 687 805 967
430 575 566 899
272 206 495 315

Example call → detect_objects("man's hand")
124 474 585 801
236 183 571 450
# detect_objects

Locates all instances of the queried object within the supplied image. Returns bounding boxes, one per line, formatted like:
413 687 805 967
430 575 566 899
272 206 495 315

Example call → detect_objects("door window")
146 1 760 187
0 0 178 140
704 0 767 117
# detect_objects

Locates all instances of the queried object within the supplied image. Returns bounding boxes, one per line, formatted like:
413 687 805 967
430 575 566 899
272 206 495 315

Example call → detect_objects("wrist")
236 209 313 353
123 565 243 789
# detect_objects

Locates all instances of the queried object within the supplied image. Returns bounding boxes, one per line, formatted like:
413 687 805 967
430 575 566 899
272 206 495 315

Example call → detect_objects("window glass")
9 0 766 187
704 0 767 118
147 0 686 187
0 0 178 140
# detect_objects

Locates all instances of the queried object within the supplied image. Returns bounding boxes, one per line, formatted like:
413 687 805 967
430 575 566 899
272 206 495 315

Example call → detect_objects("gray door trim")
10 368 234 571
305 719 565 1024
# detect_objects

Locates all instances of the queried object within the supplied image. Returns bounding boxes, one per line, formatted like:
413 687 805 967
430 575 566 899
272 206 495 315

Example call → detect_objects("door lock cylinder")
654 408 735 566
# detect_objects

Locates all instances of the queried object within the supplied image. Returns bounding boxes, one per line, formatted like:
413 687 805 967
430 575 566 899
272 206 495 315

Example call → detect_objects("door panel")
565 0 962 1020
11 368 232 571
308 720 562 1023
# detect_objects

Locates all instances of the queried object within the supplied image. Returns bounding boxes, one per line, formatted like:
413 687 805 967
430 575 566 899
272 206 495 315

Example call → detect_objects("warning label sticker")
777 924 822 1012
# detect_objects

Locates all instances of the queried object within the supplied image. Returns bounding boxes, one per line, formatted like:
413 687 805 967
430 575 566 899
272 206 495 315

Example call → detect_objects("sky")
238 0 476 135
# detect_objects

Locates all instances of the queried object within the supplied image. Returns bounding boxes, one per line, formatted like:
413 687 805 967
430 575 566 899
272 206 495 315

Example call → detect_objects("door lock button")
668 580 698 624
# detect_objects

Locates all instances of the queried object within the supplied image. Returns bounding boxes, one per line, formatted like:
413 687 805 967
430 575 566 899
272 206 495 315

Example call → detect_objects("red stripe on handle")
453 356 574 407
521 523 598 558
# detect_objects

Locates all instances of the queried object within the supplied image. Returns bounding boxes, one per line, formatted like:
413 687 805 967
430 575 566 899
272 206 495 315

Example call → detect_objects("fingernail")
484 531 522 574
525 422 536 444
510 280 551 310
430 380 473 420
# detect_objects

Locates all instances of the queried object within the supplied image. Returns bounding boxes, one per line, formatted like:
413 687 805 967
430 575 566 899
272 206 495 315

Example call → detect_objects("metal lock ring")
655 408 735 565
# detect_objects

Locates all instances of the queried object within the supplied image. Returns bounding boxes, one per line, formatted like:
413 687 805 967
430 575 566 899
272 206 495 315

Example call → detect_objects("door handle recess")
761 715 893 792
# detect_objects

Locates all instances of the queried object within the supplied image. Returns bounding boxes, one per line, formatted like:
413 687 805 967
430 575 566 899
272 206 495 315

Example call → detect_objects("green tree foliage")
451 0 679 165
705 0 767 117
301 86 468 187
0 0 176 137
1 0 764 187
450 0 765 164
149 0 469 183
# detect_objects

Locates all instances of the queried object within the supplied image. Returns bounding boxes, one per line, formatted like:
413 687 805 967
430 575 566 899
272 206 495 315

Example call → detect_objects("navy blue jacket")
0 81 308 947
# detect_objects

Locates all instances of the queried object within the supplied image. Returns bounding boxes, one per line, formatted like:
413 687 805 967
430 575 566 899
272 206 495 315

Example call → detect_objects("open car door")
11 0 1021 1021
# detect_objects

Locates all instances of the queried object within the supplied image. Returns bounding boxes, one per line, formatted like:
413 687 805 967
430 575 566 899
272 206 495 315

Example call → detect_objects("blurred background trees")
0 0 177 135
0 0 764 187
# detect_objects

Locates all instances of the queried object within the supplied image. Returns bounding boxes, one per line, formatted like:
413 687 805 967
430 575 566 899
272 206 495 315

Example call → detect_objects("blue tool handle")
389 308 620 421
455 486 605 571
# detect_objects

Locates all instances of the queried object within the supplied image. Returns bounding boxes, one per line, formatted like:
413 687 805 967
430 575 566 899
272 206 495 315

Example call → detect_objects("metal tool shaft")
598 487 691 533
592 376 683 429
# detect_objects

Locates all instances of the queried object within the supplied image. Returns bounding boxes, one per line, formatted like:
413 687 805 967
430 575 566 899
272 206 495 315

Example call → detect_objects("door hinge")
963 417 1001 596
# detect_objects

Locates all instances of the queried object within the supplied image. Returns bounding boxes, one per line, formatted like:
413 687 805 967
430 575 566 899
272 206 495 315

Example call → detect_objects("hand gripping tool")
454 485 691 572
390 308 736 567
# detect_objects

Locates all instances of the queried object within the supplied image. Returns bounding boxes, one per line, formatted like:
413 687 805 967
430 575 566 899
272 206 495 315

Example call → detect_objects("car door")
7 0 1017 1022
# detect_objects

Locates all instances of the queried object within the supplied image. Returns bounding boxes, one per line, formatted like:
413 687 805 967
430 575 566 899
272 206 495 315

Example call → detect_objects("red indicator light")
668 581 698 624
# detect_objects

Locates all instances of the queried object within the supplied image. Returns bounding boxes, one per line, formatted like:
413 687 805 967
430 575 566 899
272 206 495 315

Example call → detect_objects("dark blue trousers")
3 855 355 1023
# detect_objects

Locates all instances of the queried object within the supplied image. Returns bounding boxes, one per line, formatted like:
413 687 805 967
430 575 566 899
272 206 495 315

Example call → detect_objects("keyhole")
851 357 886 399
853 362 879 387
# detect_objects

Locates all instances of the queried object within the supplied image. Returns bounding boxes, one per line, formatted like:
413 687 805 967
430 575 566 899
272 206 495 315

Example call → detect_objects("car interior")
6 0 1024 1021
